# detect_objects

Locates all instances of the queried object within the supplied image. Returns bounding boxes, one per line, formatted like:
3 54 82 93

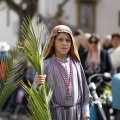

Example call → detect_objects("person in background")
81 34 114 95
73 29 85 57
34 25 92 120
103 34 112 52
110 32 120 73
0 42 11 81
82 33 91 53
0 42 11 60
23 62 36 87
73 30 91 57
110 33 120 120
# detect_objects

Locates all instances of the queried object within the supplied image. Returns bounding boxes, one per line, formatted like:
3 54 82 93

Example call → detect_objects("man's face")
112 36 120 48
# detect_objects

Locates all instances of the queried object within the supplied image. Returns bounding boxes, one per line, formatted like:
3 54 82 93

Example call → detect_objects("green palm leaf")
22 82 52 120
20 16 52 120
0 49 26 109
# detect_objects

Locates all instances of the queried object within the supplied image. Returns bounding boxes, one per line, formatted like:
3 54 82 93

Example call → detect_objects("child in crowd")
34 25 92 120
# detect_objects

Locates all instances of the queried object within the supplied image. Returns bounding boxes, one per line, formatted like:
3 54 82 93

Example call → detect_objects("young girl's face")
54 32 72 58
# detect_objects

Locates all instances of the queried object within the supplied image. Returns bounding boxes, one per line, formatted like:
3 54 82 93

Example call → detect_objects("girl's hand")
103 72 111 79
35 74 46 85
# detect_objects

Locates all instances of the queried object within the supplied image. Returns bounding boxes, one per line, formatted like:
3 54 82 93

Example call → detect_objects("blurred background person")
81 34 114 95
82 33 91 54
0 42 11 59
73 31 91 57
110 33 120 73
103 34 112 53
73 29 84 57
110 32 120 120
0 42 11 98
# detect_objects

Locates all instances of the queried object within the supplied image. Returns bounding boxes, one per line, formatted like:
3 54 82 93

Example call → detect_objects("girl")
34 25 92 120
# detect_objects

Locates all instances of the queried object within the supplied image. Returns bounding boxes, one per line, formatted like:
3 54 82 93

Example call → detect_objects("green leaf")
20 16 53 120
0 50 26 109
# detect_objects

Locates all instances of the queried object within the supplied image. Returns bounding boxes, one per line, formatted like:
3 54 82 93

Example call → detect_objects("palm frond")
0 49 26 109
20 16 44 74
20 16 52 120
22 82 52 120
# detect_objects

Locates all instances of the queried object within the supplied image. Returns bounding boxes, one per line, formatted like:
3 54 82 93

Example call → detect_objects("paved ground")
0 111 116 120
0 112 30 120
0 107 116 120
0 103 30 120
0 109 30 120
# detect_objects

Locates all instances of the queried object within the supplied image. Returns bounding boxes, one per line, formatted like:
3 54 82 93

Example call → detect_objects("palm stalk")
20 16 52 120
0 49 26 109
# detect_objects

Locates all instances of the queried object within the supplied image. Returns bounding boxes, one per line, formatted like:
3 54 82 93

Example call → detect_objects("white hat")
0 42 10 52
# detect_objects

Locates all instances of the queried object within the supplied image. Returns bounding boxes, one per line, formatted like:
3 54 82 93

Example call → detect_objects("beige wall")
63 0 77 26
0 8 18 45
96 0 120 40
0 0 120 45
0 0 76 45
39 0 76 26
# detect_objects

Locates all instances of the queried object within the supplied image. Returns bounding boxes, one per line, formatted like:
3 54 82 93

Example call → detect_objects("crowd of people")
73 30 120 119
34 26 120 120
74 30 120 79
0 25 120 120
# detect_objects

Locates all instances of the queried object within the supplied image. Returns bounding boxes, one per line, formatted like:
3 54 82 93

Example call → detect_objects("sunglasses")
89 40 98 44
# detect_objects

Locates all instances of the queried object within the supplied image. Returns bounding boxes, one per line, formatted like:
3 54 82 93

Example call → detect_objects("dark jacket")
81 49 114 80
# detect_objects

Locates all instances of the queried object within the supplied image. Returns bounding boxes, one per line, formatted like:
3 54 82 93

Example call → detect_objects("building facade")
0 0 120 45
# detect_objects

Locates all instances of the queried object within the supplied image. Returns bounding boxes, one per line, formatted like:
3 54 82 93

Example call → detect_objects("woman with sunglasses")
81 34 114 95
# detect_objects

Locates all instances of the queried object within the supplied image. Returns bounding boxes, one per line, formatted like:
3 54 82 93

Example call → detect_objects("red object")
0 62 7 79
54 55 72 93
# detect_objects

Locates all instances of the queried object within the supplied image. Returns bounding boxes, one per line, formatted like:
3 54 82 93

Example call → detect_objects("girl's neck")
55 53 68 59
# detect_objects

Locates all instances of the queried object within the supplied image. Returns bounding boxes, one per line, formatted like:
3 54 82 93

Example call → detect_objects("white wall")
96 0 120 40
39 0 65 17
0 0 75 46
39 0 76 26
63 0 76 26
0 7 19 45
1 0 120 45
